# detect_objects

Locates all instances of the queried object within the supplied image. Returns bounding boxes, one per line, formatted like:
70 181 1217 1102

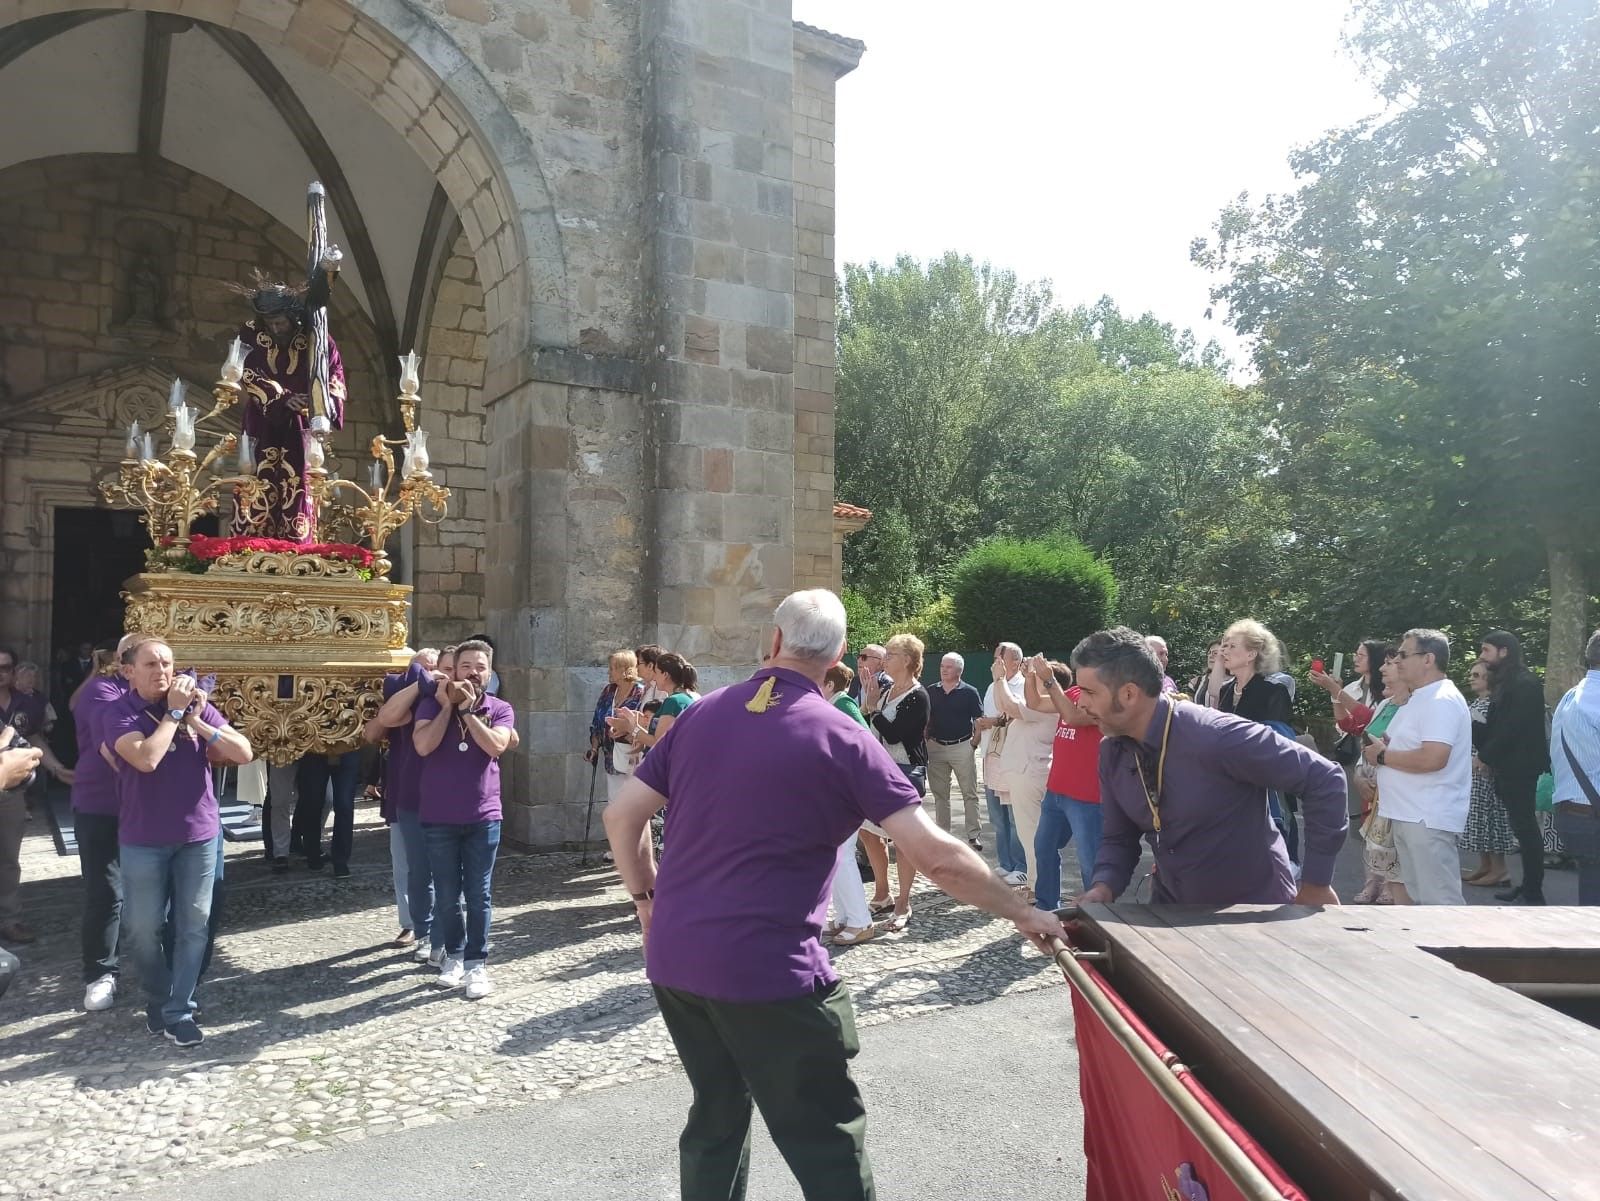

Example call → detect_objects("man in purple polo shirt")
0 644 75 947
1070 627 1347 908
413 640 514 999
111 640 252 1047
603 589 1066 1201
73 633 151 1012
372 647 442 959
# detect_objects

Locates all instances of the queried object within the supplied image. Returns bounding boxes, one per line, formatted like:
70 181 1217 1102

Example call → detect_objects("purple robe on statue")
231 320 346 542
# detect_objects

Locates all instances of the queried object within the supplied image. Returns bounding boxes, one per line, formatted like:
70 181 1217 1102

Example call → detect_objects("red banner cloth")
1071 968 1308 1201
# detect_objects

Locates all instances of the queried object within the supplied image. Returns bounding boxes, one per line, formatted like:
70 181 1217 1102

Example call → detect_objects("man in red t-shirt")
1024 653 1104 911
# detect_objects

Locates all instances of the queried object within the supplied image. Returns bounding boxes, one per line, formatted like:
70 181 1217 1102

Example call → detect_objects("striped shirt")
1551 670 1600 807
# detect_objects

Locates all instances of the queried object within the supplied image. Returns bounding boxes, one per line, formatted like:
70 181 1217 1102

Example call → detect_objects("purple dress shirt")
414 694 516 824
70 676 128 816
107 693 227 847
634 667 923 1003
381 663 431 818
1093 697 1347 904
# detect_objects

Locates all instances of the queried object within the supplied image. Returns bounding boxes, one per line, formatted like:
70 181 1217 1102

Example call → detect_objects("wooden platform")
1075 904 1600 1201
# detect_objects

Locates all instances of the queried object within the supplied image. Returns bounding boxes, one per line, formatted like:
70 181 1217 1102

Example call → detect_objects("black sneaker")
332 863 351 879
164 1018 204 1048
145 1006 165 1036
272 857 289 874
968 836 984 851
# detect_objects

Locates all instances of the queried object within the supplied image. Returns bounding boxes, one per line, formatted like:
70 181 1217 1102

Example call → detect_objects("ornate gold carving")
211 673 381 766
208 551 367 579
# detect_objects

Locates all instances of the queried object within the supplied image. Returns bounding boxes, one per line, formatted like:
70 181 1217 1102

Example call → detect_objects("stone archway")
0 0 568 371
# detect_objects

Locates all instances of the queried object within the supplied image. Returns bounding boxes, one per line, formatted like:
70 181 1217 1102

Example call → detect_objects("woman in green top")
1354 654 1412 905
610 651 699 753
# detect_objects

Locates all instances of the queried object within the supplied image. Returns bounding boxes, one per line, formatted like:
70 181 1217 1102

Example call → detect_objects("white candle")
125 420 141 460
237 433 253 472
172 405 196 453
168 378 184 413
222 337 246 384
142 433 155 462
370 461 383 490
305 435 325 471
398 350 421 395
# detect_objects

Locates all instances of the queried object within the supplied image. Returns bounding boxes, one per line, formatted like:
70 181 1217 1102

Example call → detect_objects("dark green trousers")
653 980 874 1201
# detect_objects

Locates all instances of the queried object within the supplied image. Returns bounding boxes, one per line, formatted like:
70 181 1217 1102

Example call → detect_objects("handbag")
1560 733 1600 819
1332 731 1362 766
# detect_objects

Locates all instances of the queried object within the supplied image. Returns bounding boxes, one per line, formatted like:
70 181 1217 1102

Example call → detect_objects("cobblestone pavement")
0 806 1064 1199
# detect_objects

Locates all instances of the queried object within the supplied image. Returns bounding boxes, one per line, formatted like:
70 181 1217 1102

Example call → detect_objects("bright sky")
792 0 1385 364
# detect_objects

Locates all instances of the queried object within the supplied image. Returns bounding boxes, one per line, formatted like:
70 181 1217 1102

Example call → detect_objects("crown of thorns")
229 270 307 320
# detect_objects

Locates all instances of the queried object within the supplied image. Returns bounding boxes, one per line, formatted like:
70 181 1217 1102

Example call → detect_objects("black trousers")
75 811 122 983
1498 773 1545 898
653 980 873 1201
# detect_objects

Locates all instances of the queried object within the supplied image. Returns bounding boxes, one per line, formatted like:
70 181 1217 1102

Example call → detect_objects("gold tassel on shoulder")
746 675 782 713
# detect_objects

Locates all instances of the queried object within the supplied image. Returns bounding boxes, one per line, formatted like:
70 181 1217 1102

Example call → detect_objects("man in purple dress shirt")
373 648 442 960
1071 627 1346 908
412 640 515 1000
603 589 1066 1201
110 641 252 1047
73 633 153 1012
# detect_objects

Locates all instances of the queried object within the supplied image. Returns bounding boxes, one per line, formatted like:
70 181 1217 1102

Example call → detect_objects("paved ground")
0 791 1577 1200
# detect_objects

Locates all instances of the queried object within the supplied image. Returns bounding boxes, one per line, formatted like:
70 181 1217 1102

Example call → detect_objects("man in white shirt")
1550 629 1600 905
975 643 1027 884
1363 628 1471 904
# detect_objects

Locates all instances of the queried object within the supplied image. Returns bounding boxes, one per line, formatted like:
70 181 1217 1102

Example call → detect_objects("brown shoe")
0 921 37 945
392 928 416 947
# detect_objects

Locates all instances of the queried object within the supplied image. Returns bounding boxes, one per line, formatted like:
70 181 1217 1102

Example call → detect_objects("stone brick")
445 0 492 22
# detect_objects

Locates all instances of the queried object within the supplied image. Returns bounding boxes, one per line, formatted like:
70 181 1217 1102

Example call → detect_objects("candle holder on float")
304 352 450 577
99 345 264 562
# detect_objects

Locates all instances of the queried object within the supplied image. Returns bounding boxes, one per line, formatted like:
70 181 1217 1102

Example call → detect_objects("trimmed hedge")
949 535 1118 653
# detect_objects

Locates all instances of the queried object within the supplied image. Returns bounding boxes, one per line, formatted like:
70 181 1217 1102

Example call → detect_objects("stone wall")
412 233 489 647
0 155 390 657
790 27 860 590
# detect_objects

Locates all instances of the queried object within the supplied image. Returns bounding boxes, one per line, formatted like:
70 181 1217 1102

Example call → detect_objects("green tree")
1195 0 1600 700
949 535 1117 653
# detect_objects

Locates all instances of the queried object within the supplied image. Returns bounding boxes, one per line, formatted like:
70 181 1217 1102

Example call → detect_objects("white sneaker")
84 974 117 1012
415 942 435 963
1004 870 1029 887
436 956 465 988
462 963 492 1000
422 945 446 967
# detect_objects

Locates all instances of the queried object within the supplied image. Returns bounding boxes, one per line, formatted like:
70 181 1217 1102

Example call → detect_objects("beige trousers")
926 740 982 837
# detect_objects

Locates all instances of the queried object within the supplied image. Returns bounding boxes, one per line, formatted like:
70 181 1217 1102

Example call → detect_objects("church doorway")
50 508 152 654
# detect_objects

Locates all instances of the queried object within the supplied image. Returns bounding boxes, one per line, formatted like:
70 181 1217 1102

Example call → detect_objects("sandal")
1471 875 1511 887
869 899 895 918
832 925 877 946
884 909 912 933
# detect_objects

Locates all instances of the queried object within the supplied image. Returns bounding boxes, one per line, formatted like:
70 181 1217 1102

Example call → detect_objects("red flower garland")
185 534 375 568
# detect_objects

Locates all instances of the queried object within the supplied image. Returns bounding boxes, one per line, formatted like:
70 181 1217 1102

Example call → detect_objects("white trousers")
1391 819 1465 905
830 835 873 929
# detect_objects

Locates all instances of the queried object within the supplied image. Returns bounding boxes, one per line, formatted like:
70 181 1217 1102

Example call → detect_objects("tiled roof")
833 501 873 521
793 20 866 52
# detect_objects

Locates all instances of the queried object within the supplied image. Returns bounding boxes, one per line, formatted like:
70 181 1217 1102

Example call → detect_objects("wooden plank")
1175 914 1600 1200
1085 907 1456 1200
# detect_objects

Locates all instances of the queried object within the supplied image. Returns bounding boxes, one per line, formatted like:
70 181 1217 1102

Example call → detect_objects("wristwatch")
1375 748 1387 767
630 889 655 902
167 708 187 722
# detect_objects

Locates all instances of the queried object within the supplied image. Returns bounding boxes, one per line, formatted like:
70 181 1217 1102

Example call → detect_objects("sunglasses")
1391 650 1426 661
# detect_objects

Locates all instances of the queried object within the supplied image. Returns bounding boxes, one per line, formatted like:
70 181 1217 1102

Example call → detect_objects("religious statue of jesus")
229 273 346 541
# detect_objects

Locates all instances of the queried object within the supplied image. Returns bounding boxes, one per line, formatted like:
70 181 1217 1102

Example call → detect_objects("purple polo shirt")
108 692 226 847
635 667 922 1003
414 693 515 824
1093 697 1348 904
382 663 431 816
70 676 128 816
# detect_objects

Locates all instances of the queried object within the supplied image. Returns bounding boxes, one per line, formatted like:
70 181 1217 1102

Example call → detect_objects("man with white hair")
1144 635 1179 695
605 589 1065 1201
926 651 985 847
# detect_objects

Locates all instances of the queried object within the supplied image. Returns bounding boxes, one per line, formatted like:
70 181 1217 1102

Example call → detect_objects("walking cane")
580 753 600 866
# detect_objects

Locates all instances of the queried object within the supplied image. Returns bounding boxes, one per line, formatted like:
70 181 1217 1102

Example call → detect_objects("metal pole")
1048 935 1290 1201
579 754 600 866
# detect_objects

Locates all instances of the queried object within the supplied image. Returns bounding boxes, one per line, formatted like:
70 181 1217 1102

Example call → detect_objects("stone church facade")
0 0 862 845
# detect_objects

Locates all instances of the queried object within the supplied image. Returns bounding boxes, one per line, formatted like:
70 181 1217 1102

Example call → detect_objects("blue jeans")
396 809 436 943
122 838 216 1027
424 820 501 963
1555 809 1600 905
295 752 362 867
1034 791 1104 910
986 788 1027 876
